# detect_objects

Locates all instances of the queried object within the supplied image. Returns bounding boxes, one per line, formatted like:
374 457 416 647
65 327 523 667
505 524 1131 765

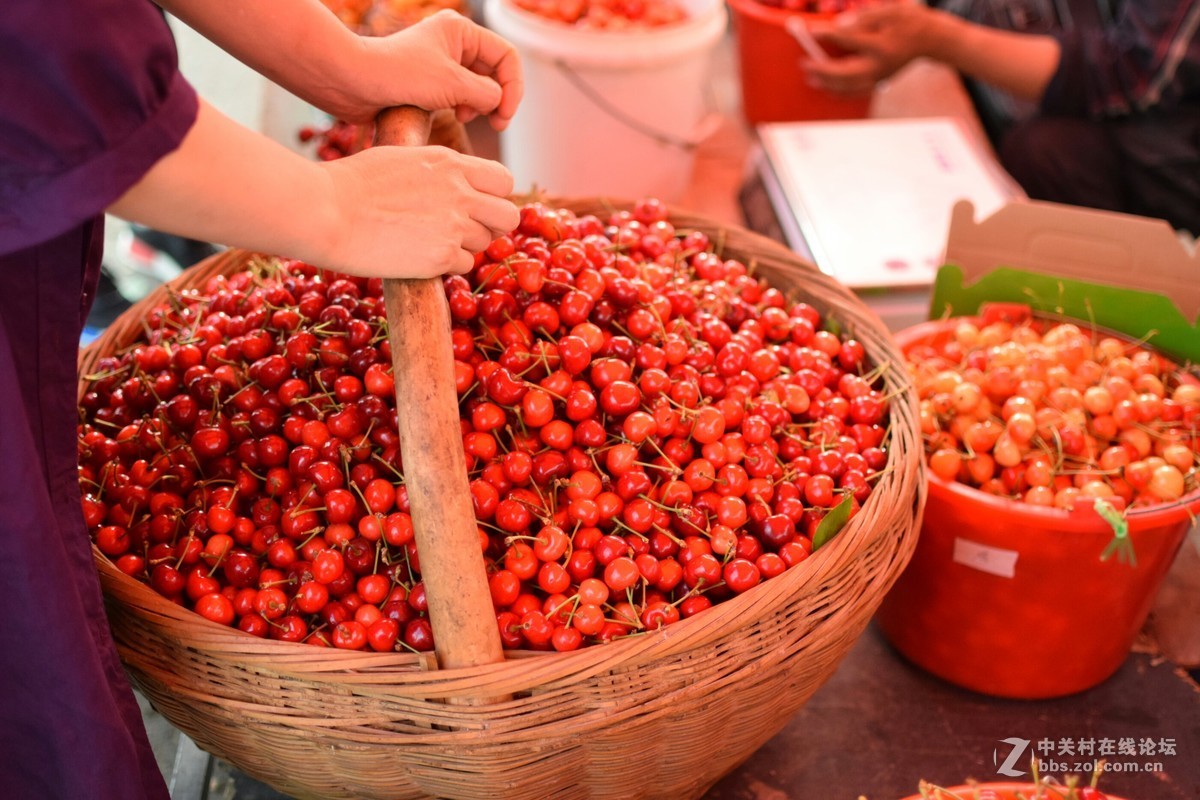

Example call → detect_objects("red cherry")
599 380 642 416
332 620 368 650
603 557 640 592
722 558 761 594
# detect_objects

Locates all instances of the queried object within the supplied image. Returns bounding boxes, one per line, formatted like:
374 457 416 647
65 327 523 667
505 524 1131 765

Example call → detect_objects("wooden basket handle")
373 107 506 677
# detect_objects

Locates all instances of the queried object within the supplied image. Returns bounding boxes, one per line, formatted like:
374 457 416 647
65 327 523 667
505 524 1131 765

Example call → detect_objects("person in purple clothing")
0 1 521 797
803 0 1200 235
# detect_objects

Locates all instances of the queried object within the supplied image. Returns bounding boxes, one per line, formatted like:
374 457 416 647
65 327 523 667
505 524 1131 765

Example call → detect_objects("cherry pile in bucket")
904 303 1200 510
78 199 891 653
509 0 687 28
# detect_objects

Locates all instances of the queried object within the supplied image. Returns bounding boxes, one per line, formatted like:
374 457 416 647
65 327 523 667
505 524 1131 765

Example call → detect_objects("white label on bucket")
952 537 1019 578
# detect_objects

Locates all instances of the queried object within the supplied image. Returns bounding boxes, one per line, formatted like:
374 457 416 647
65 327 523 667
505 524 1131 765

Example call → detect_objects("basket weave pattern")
80 204 924 800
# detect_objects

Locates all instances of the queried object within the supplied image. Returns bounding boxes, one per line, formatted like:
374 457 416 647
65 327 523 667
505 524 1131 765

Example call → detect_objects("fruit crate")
78 201 923 800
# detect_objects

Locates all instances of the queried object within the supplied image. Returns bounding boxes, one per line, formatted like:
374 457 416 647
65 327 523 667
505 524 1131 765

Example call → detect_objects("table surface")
703 626 1200 800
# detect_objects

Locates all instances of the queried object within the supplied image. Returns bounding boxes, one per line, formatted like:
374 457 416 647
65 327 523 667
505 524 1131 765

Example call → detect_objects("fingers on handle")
469 193 520 239
804 54 876 90
420 241 475 278
486 48 524 125
463 219 499 255
457 69 505 122
811 27 859 51
452 247 477 275
461 155 516 197
458 15 525 124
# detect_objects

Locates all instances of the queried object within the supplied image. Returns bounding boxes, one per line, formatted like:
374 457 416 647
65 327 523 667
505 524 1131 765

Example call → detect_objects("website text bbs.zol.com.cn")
1034 758 1164 774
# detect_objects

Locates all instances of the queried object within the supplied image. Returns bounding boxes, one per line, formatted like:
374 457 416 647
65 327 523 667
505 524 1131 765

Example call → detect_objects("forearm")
155 0 366 118
109 100 336 266
925 11 1062 102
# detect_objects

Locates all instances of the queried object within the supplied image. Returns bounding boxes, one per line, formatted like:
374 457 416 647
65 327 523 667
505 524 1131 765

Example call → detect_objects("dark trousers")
997 111 1200 236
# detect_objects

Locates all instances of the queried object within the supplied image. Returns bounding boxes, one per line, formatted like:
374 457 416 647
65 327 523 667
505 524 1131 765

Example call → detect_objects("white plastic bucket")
484 0 727 202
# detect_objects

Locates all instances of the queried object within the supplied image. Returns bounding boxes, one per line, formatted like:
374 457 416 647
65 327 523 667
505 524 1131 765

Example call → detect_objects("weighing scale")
739 116 1023 331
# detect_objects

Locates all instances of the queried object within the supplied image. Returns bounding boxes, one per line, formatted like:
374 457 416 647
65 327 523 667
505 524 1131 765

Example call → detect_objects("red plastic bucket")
877 319 1200 699
725 0 873 124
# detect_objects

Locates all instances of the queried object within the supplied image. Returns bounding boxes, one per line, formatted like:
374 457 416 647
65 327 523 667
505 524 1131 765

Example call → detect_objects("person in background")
804 0 1200 236
0 2 521 798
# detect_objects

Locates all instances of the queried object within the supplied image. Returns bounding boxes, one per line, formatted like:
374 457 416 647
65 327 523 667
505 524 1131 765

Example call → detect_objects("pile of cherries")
78 199 890 653
905 304 1200 510
510 0 687 28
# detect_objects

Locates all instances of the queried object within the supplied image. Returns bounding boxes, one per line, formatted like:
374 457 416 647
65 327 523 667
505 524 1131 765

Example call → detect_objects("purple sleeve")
1041 1 1200 117
0 0 199 254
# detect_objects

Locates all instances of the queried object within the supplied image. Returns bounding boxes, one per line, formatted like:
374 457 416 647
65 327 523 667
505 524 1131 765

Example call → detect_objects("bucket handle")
784 15 832 64
553 58 721 151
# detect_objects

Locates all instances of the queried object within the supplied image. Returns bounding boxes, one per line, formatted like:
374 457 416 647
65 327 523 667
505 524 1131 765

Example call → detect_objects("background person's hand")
316 144 519 278
804 2 936 95
345 10 524 129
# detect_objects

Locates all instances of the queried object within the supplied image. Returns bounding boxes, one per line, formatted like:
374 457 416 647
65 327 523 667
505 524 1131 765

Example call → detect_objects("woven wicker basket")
79 202 925 800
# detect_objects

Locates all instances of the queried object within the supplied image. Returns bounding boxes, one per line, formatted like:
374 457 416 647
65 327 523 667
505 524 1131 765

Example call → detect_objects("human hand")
315 144 518 279
804 1 941 94
338 11 523 130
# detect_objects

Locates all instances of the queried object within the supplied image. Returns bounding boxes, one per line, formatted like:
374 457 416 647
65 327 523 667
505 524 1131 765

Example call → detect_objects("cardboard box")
932 199 1200 363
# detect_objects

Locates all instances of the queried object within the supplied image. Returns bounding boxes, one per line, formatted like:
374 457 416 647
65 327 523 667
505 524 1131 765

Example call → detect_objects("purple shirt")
0 1 197 797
